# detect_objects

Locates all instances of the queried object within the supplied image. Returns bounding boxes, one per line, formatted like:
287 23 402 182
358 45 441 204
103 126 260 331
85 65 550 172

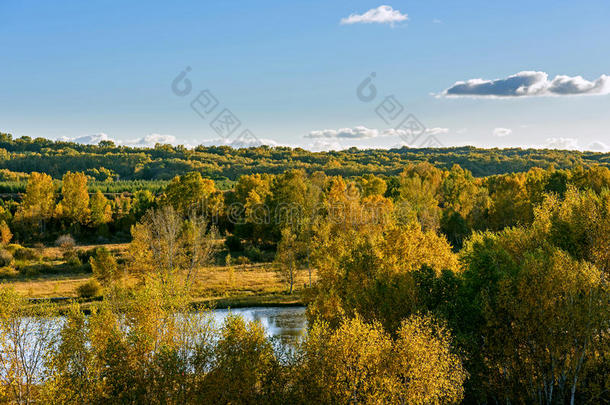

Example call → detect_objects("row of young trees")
3 163 609 246
2 171 155 243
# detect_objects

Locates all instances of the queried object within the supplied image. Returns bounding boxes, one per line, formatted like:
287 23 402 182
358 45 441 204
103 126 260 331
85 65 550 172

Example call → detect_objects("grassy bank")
1 243 313 308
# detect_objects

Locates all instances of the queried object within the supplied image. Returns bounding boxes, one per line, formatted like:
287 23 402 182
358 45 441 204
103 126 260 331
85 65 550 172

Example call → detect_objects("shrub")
63 251 81 267
56 234 76 250
14 247 41 261
76 279 102 298
0 249 13 267
16 264 40 277
77 248 97 264
244 245 263 262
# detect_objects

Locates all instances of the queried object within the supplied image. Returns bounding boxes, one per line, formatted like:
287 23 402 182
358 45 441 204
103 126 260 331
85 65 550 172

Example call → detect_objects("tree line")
0 132 609 182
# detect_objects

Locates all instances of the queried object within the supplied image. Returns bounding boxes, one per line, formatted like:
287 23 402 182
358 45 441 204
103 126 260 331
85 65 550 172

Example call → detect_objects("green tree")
164 171 222 218
89 190 112 227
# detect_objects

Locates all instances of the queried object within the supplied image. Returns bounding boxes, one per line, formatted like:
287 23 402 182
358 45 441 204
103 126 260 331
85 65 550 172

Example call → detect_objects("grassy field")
0 242 313 308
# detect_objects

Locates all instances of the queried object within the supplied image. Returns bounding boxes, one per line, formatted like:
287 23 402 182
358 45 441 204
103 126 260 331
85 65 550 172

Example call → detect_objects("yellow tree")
440 164 478 218
230 173 273 243
297 315 467 404
274 227 306 294
128 205 215 288
486 173 533 230
0 221 11 245
392 314 467 405
534 187 610 276
308 179 458 330
56 171 90 225
14 172 56 233
204 315 277 404
298 316 394 404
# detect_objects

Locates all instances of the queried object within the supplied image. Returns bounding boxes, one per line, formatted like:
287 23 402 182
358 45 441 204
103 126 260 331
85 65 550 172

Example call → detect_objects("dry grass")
7 274 91 298
3 242 316 306
191 263 316 304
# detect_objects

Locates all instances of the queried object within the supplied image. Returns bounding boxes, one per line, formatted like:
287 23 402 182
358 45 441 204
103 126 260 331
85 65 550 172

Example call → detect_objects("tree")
309 214 458 331
89 247 119 287
440 164 478 218
396 167 443 231
486 173 533 230
56 171 90 226
164 172 222 218
392 315 467 405
14 172 56 234
534 187 610 276
357 174 387 197
297 316 394 404
42 303 100 404
459 226 609 404
274 227 303 294
0 288 57 404
128 206 215 288
297 315 467 405
89 190 112 227
229 173 272 243
265 169 313 242
204 315 277 404
0 221 11 245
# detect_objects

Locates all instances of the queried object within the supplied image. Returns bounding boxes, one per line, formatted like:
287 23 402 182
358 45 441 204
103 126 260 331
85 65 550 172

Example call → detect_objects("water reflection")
211 306 307 344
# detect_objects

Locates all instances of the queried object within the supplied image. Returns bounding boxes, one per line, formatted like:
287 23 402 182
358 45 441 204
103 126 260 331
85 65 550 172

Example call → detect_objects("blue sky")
1 0 609 151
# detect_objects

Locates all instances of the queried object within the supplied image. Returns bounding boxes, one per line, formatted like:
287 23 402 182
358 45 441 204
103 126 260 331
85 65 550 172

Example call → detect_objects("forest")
0 134 608 404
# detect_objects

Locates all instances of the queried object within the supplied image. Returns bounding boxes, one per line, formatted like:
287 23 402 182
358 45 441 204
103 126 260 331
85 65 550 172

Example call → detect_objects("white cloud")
426 127 449 135
340 5 408 26
59 133 115 145
545 137 579 150
382 127 449 137
493 127 512 137
199 136 278 149
432 18 442 24
308 139 344 152
306 126 380 139
127 133 177 147
441 71 610 98
588 141 608 152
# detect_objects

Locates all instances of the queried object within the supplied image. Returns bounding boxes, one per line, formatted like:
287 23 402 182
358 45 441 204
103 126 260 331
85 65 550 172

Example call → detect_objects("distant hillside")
0 132 608 181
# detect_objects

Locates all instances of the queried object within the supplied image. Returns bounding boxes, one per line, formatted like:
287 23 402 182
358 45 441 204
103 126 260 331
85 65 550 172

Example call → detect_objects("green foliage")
224 234 242 251
0 134 609 181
